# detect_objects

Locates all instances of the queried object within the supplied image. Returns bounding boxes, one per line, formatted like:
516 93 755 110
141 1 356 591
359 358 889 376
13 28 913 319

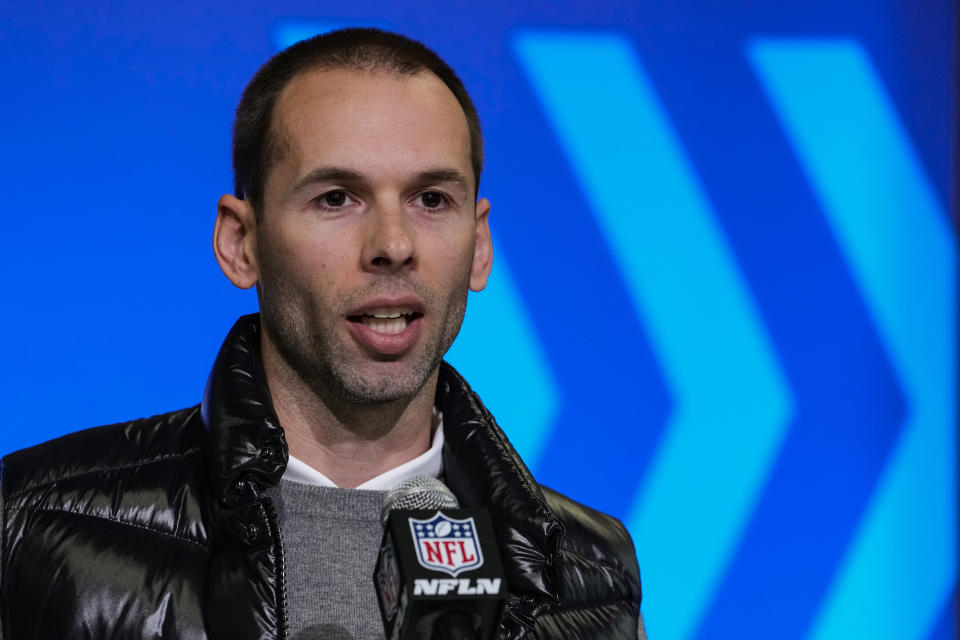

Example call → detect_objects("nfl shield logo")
409 512 484 577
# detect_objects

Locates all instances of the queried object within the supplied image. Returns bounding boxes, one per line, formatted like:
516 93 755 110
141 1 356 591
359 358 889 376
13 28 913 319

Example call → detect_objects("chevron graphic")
750 40 957 640
513 31 794 640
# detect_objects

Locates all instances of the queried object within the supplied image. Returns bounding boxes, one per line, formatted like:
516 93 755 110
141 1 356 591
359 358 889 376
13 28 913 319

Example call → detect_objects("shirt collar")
282 409 445 490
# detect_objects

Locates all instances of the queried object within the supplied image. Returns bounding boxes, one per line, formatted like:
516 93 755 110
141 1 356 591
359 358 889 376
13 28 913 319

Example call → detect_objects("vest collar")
201 314 288 511
437 361 565 619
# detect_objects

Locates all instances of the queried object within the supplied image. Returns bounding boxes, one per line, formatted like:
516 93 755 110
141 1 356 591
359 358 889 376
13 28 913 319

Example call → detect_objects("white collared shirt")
282 410 445 490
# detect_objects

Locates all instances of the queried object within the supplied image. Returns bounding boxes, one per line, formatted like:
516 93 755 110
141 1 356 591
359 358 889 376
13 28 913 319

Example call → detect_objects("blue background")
1 1 955 638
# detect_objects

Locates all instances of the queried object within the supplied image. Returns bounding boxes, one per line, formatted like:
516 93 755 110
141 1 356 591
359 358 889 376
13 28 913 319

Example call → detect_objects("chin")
330 360 436 405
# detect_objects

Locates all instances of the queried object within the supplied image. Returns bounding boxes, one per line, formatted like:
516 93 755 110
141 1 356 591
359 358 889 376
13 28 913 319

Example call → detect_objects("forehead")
270 67 472 181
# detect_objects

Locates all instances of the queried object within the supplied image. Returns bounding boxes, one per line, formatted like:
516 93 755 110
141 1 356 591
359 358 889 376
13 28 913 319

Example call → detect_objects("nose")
361 201 416 274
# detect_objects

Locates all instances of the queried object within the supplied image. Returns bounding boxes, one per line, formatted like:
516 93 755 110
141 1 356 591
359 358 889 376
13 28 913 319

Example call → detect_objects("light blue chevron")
749 39 956 640
514 31 794 640
272 19 390 51
446 244 560 473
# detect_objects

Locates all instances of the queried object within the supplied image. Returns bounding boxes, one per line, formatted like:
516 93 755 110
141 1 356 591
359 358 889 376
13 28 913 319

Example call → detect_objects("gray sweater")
268 479 388 640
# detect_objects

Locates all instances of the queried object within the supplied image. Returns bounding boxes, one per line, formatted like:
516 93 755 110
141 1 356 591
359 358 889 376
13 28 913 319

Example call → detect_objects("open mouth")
347 307 423 335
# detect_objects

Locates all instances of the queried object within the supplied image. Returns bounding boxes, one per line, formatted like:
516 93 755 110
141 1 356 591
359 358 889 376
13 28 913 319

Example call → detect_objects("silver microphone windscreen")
381 474 459 524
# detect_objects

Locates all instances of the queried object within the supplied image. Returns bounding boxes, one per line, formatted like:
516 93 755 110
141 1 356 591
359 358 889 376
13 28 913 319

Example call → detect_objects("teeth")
363 307 413 319
361 316 408 335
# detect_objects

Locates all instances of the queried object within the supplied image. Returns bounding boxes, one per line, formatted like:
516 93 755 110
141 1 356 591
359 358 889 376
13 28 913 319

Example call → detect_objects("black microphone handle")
432 610 479 640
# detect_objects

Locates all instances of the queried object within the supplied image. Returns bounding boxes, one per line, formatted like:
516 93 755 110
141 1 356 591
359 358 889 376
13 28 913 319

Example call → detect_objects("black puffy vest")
1 315 641 639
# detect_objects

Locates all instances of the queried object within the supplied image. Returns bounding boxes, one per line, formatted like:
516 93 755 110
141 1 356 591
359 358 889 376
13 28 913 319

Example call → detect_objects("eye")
315 189 351 209
418 191 448 210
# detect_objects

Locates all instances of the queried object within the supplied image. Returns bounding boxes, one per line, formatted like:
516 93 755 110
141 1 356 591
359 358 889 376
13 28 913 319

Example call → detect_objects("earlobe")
213 194 259 290
469 198 493 292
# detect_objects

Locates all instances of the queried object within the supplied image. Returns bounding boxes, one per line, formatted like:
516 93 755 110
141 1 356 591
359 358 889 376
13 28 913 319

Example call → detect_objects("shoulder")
1 406 211 550
541 486 640 586
538 486 642 634
1 406 206 499
0 408 214 637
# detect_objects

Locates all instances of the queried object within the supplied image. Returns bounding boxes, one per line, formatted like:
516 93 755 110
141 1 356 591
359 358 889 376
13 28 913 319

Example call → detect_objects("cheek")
426 233 474 268
436 224 476 261
260 235 338 299
272 225 343 277
432 241 477 294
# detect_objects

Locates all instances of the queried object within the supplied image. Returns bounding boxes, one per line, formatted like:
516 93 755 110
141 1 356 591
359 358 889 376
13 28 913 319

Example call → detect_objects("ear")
469 197 493 292
213 193 259 289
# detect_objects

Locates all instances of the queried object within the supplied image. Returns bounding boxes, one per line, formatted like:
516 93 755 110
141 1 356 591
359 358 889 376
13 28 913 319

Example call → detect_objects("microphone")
374 475 507 640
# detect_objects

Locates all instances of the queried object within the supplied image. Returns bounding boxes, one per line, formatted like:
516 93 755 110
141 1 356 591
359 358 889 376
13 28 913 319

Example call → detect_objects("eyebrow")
290 167 365 195
415 169 470 191
289 166 471 196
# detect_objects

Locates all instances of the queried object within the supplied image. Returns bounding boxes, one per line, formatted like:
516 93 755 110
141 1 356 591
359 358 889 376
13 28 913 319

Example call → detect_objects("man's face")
253 67 491 404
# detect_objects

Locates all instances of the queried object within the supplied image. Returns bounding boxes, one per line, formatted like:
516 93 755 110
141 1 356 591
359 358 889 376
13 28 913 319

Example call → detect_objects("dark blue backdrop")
1 2 955 638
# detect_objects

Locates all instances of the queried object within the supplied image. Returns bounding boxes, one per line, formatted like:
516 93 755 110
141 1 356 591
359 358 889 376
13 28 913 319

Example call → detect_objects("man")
1 28 644 639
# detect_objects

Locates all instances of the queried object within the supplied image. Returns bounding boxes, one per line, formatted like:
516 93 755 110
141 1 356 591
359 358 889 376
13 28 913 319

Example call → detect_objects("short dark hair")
232 28 484 217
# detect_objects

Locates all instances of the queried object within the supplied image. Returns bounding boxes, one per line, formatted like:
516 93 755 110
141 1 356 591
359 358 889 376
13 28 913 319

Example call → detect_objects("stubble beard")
257 254 468 406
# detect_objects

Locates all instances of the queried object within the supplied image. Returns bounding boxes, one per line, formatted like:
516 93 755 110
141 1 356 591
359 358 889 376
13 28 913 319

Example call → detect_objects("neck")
260 332 437 489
